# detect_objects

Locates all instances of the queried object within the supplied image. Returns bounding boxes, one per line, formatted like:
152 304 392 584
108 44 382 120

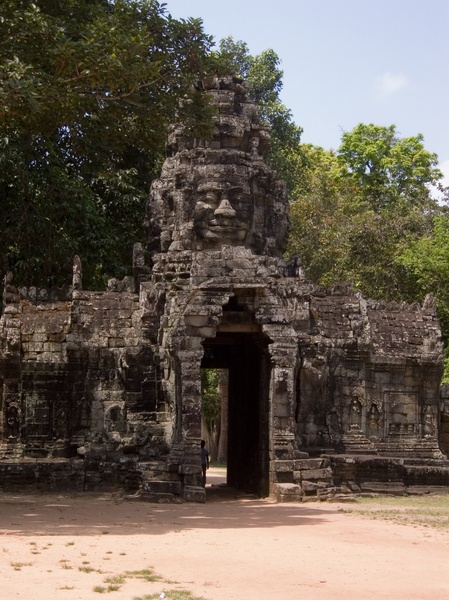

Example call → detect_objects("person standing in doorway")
201 439 209 487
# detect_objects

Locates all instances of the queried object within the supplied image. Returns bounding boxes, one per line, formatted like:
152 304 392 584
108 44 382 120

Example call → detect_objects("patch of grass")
79 566 95 573
65 541 75 547
104 575 126 585
10 562 32 571
124 568 163 582
93 584 121 594
90 566 203 600
59 586 75 590
29 541 40 553
341 494 449 530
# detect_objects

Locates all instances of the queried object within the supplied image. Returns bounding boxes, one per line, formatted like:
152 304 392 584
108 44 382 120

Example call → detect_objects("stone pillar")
168 340 205 498
170 342 204 461
266 334 298 460
1 273 22 450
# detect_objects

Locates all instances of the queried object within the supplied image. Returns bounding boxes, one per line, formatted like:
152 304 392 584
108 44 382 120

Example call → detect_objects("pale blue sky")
165 0 449 185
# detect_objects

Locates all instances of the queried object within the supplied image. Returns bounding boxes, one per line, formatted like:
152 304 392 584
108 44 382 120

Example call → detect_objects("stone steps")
340 432 377 454
132 459 205 503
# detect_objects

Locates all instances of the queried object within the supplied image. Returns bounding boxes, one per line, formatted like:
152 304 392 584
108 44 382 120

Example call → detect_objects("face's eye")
194 200 214 223
229 191 250 209
204 192 218 206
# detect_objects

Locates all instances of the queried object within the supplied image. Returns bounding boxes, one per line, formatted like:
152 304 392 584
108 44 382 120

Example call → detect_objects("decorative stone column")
265 334 298 460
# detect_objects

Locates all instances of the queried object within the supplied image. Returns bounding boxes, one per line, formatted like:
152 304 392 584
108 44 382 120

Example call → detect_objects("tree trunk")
217 372 228 463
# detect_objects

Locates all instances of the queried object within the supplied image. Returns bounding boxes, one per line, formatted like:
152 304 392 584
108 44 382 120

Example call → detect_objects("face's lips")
200 220 248 241
209 219 248 229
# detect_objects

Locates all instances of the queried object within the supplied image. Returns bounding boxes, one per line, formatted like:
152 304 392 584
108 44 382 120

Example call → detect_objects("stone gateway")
1 77 448 501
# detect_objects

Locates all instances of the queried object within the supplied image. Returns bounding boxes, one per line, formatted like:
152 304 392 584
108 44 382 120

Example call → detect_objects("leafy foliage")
338 124 442 211
0 0 215 287
398 214 449 378
200 368 221 434
3 4 449 379
288 127 444 301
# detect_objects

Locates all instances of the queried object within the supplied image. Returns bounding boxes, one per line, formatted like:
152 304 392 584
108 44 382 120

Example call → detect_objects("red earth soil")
1 467 448 600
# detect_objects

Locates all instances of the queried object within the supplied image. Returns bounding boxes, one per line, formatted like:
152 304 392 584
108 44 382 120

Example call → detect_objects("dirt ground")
1 467 448 600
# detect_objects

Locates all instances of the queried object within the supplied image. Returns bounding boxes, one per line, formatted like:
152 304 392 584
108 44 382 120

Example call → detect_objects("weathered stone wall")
0 250 446 498
0 278 169 465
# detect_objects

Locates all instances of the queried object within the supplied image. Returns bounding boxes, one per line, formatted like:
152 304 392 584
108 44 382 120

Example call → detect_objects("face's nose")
214 196 236 218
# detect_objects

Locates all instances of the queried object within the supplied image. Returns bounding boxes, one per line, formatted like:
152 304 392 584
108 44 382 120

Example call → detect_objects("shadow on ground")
0 493 336 537
0 466 339 537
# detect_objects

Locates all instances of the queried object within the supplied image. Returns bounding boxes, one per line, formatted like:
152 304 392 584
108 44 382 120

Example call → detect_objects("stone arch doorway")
201 330 271 497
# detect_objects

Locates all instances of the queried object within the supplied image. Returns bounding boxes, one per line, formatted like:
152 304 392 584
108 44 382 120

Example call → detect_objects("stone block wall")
0 280 170 468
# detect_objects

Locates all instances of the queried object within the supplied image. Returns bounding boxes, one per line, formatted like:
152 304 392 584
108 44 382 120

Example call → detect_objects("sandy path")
1 469 448 600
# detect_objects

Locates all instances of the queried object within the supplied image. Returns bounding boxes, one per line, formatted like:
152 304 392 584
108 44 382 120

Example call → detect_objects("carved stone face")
192 176 252 250
147 76 290 258
148 154 289 257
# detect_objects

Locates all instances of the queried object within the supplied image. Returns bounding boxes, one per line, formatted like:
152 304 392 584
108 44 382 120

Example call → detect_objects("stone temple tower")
0 76 448 500
143 75 300 497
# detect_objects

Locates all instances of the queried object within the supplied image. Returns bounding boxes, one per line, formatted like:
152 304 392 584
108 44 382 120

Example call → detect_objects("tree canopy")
288 125 445 300
338 124 442 211
1 0 216 287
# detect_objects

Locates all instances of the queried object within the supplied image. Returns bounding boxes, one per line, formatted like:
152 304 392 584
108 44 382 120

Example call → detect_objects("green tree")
288 126 444 302
1 0 215 288
398 214 449 380
288 144 358 284
201 368 221 461
338 124 442 211
398 214 449 327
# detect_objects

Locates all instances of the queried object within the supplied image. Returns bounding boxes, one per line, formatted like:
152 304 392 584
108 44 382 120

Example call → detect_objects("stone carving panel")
385 391 418 436
349 398 362 431
367 403 382 438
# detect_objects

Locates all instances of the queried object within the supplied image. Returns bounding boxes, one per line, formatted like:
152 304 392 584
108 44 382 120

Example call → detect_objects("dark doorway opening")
201 330 271 497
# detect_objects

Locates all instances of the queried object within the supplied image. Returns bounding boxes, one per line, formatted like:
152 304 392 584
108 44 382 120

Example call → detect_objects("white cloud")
376 72 408 98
